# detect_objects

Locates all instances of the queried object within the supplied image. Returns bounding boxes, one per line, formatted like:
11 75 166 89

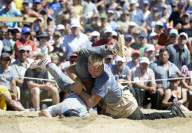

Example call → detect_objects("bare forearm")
66 65 82 83
162 101 174 107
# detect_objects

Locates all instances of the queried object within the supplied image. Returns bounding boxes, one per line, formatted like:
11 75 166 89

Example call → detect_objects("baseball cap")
18 46 28 51
130 0 137 4
103 27 113 33
145 44 155 52
169 28 178 35
25 45 33 51
33 0 41 3
56 24 65 30
53 31 61 37
156 21 163 27
149 32 157 38
139 57 150 64
1 53 11 60
178 2 184 7
162 4 168 9
70 53 78 58
91 31 100 37
116 56 126 62
100 13 108 19
22 27 30 34
92 13 99 18
132 50 141 55
2 46 12 52
70 21 81 28
139 32 147 38
107 10 114 14
143 0 149 5
153 7 159 12
112 31 118 36
124 34 132 39
183 13 190 18
179 32 188 40
129 21 137 27
122 10 130 15
13 27 21 33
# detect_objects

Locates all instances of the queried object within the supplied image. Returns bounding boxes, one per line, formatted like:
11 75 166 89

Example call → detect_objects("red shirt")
14 38 37 59
93 38 117 47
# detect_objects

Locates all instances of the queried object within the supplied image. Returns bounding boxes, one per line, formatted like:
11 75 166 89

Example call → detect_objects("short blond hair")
88 54 103 67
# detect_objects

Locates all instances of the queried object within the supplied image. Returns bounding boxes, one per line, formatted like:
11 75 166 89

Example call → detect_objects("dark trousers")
127 107 173 120
134 88 160 109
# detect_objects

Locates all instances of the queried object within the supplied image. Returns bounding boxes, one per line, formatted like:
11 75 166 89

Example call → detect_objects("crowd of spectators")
1 0 192 112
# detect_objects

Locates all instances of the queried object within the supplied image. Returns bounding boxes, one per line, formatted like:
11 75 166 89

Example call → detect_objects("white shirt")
62 32 92 60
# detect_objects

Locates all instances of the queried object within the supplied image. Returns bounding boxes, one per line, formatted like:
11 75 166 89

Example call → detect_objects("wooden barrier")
0 16 38 23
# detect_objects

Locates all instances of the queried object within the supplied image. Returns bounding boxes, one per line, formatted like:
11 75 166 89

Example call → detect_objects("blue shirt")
111 65 131 80
150 61 179 89
130 8 145 26
126 61 139 71
92 65 122 103
166 44 190 70
49 2 61 11
0 8 21 28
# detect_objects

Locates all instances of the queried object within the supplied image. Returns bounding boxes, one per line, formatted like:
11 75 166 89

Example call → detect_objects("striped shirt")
181 64 192 86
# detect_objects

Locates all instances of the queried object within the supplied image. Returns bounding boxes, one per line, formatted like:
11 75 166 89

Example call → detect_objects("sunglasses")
2 58 11 61
170 35 176 38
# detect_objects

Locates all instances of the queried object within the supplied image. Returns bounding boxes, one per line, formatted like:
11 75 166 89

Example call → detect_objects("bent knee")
31 87 40 95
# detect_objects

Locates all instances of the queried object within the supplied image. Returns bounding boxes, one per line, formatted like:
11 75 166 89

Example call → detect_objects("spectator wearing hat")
89 13 100 31
141 0 150 20
162 74 189 111
12 27 22 41
149 32 164 52
178 13 192 39
14 27 38 59
107 9 117 31
112 56 133 94
32 0 43 13
154 21 164 34
166 32 190 70
131 32 148 57
52 31 64 55
144 44 156 63
36 32 54 56
129 0 146 28
0 0 21 28
61 21 92 60
171 2 178 12
104 55 114 70
11 46 34 89
169 2 185 27
146 7 161 33
0 53 19 102
156 0 172 16
93 26 117 47
166 28 179 46
131 57 159 109
116 10 130 34
90 31 100 46
126 50 141 71
124 34 134 62
127 21 139 38
158 23 172 46
98 13 110 33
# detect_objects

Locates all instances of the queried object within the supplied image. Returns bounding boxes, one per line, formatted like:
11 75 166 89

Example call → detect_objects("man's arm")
27 81 49 90
79 91 101 108
11 79 18 99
